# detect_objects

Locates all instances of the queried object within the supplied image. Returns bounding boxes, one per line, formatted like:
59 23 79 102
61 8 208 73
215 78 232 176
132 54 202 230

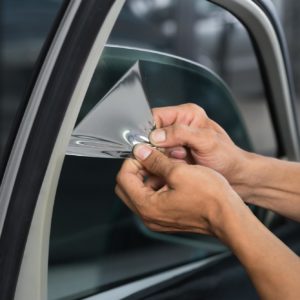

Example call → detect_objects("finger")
133 144 176 185
149 124 215 151
152 103 208 128
165 146 187 160
152 106 180 128
167 148 194 165
116 158 154 204
154 147 187 161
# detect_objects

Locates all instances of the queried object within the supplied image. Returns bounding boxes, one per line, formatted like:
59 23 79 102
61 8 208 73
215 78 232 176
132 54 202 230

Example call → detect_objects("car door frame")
0 1 125 299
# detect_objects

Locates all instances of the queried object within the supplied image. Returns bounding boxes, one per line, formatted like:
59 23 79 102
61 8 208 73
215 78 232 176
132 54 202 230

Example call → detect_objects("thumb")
133 144 174 179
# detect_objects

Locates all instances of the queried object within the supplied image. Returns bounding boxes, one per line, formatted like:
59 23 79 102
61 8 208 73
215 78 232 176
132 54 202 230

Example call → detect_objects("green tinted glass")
48 45 251 299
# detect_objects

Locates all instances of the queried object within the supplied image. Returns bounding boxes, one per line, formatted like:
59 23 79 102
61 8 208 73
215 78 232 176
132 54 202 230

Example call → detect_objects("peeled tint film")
67 61 155 159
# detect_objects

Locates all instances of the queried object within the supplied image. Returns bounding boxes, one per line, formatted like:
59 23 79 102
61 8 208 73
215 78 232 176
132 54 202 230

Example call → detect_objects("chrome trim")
85 253 229 300
0 0 82 236
210 0 300 160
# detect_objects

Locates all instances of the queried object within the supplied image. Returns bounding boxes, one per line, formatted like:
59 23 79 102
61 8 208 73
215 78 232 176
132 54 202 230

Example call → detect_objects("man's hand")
151 103 253 196
115 143 245 238
152 103 300 223
115 104 300 300
116 144 300 300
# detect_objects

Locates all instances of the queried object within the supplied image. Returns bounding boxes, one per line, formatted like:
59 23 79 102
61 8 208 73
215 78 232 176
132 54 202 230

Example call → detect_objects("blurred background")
1 0 300 165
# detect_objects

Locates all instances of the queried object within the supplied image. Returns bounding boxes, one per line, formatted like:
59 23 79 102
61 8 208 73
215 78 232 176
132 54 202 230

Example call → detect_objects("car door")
0 1 299 300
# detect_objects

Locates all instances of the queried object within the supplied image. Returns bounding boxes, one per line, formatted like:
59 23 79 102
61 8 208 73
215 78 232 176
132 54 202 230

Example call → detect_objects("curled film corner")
66 61 155 159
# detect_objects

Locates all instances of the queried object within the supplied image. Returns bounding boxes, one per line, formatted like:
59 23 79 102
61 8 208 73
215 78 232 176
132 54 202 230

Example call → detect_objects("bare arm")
116 145 300 300
151 103 300 222
220 195 300 300
237 153 300 222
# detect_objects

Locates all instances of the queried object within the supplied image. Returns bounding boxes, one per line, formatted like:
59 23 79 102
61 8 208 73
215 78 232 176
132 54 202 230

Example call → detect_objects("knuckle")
196 109 208 124
149 154 163 172
168 165 185 182
197 106 207 116
171 124 185 138
186 103 207 116
185 103 199 111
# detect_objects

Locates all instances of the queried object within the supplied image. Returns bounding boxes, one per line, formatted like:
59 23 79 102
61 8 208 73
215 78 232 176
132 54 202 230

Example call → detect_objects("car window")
48 1 279 299
109 0 277 156
0 0 62 180
48 48 241 300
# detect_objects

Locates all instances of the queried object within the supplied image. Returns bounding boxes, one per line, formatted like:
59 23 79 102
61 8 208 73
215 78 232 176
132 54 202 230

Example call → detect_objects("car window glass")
0 0 62 180
49 1 278 299
109 0 277 156
48 48 229 300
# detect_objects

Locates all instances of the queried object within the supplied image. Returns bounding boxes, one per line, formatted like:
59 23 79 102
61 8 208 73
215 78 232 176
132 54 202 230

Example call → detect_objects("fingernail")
134 144 152 160
151 129 166 144
170 147 186 159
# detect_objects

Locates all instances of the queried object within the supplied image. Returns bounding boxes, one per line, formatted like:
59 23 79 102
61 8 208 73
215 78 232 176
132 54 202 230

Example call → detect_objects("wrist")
230 150 266 202
212 193 254 245
209 185 251 242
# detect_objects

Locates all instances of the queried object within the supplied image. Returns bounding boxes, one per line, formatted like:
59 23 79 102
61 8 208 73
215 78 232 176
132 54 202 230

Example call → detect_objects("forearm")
234 152 300 221
217 203 300 300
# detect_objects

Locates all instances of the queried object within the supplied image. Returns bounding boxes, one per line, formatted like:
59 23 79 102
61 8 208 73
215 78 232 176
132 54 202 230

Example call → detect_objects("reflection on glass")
0 0 62 176
67 61 155 158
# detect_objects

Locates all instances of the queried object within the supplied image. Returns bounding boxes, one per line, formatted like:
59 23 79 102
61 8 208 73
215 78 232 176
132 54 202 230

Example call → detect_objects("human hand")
115 143 245 238
151 103 253 193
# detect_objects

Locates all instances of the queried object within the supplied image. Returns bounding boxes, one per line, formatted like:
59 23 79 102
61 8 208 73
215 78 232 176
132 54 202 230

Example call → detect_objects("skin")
115 103 300 299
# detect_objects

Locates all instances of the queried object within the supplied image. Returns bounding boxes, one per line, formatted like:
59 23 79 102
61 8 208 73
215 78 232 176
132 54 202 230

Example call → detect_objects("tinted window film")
0 0 62 178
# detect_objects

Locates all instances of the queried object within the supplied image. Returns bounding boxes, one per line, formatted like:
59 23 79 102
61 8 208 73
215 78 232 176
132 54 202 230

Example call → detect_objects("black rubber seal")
0 1 116 299
0 0 70 182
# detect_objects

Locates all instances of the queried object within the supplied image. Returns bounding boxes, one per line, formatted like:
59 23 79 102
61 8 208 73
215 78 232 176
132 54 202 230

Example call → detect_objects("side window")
48 1 278 299
109 0 277 156
0 0 62 178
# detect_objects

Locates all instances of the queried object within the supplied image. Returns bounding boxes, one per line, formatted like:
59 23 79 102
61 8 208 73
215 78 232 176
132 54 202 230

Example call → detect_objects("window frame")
0 1 124 299
211 0 300 160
